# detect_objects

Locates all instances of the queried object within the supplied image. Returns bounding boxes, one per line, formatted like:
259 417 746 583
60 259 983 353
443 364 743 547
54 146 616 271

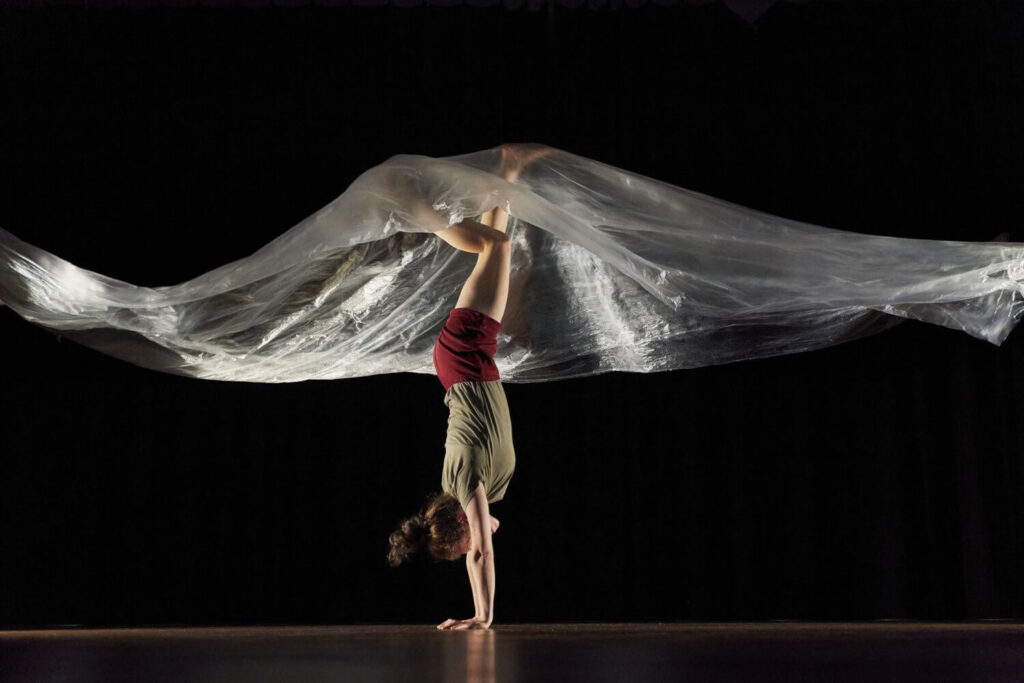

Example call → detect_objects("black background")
0 1 1022 626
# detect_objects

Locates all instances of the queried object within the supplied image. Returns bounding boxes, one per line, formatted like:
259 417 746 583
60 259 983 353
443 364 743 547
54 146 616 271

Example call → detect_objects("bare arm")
464 538 483 618
466 484 496 626
437 482 495 630
460 510 499 621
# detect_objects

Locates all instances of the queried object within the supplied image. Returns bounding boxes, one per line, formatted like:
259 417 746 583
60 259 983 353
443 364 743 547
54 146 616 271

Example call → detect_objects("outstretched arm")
437 482 495 630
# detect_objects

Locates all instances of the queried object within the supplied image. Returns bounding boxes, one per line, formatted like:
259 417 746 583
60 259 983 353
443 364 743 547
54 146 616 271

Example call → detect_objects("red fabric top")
433 307 502 391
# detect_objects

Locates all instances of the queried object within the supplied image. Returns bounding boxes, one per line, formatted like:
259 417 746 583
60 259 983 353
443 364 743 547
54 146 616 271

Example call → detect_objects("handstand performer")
386 145 553 631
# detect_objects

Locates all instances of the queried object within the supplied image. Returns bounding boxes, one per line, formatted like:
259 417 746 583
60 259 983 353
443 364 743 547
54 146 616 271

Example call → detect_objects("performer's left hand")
437 617 489 630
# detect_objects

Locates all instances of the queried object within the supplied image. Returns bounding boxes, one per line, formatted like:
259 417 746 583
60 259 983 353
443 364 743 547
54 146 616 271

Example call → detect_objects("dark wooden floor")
2 622 1022 682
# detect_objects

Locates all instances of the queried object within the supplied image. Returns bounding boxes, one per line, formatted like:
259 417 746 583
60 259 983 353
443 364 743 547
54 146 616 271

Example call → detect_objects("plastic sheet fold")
1 143 1022 383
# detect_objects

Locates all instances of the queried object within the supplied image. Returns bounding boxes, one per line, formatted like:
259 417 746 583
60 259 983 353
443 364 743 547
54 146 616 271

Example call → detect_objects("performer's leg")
477 206 499 231
449 145 553 323
434 218 511 323
435 219 507 254
454 230 511 324
477 199 508 235
433 145 555 323
476 144 554 234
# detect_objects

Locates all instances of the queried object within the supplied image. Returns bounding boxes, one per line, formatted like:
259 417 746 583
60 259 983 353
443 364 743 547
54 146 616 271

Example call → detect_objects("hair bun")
388 492 465 566
387 513 429 567
404 516 428 547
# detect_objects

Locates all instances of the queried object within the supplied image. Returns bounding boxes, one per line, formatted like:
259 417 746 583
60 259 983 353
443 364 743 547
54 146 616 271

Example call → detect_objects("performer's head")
387 492 470 567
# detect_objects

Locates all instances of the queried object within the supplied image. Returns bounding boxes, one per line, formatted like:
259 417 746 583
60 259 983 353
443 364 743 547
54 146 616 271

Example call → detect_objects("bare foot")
499 143 557 183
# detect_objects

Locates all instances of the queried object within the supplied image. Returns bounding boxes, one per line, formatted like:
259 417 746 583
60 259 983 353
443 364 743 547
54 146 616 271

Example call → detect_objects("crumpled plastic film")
1 143 1022 383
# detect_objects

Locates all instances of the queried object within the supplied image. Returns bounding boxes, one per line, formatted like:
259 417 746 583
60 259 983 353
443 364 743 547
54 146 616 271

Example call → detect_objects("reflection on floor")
2 622 1023 682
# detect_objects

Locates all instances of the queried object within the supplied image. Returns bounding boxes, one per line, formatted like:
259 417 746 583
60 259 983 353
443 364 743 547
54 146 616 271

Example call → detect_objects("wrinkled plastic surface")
1 144 1022 383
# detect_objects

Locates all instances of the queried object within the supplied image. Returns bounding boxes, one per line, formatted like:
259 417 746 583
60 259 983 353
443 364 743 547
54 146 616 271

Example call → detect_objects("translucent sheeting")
1 143 1022 383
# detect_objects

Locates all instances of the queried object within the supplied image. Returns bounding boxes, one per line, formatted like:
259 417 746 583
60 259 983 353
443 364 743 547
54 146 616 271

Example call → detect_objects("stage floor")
2 622 1022 682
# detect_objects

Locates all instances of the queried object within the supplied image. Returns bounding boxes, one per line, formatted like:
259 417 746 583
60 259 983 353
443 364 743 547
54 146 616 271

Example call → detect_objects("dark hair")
387 492 466 567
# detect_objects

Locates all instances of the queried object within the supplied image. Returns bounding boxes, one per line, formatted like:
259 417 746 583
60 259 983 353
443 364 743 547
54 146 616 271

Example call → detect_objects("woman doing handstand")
386 145 552 631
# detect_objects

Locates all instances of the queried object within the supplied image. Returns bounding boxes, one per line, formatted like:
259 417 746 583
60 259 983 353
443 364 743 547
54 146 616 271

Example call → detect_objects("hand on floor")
437 617 490 631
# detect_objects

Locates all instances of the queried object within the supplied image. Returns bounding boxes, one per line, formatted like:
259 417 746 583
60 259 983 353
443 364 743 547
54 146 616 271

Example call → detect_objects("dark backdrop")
0 1 1022 626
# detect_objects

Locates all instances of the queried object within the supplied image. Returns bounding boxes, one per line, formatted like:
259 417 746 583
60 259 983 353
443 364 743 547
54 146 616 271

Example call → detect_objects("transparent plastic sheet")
1 143 1022 383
